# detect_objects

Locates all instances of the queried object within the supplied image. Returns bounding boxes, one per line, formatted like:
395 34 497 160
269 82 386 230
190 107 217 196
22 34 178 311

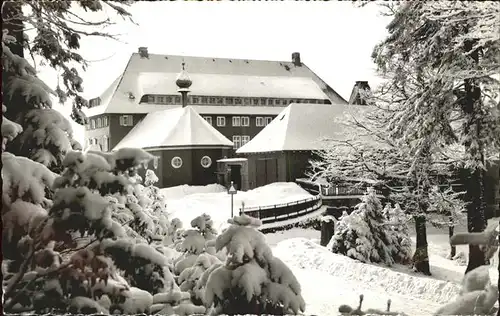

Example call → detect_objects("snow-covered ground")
162 182 313 231
162 183 499 315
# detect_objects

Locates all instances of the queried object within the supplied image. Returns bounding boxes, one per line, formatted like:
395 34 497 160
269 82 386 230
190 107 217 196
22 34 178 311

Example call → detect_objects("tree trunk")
320 216 335 247
412 214 431 275
448 223 456 259
462 40 488 275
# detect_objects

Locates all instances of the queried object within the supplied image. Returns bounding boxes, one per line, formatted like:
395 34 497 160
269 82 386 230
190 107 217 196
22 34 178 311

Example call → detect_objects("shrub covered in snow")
173 214 224 304
203 213 306 315
328 188 399 266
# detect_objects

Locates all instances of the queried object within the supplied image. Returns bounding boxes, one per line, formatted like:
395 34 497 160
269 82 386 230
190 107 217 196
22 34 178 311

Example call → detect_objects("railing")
296 178 465 198
240 195 323 225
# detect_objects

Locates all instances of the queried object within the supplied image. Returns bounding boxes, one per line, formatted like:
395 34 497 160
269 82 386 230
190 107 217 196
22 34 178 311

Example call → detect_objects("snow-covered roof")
236 103 376 153
83 52 347 116
113 106 233 150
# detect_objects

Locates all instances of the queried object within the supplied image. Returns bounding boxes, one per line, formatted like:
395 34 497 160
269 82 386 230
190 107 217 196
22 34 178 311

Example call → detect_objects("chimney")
292 52 301 67
138 47 149 58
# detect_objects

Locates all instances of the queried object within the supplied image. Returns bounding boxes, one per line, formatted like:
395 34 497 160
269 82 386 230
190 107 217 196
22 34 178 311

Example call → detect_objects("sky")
36 1 393 115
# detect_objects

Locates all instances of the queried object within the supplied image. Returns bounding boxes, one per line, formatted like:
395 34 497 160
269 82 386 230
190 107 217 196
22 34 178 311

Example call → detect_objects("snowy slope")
273 238 461 314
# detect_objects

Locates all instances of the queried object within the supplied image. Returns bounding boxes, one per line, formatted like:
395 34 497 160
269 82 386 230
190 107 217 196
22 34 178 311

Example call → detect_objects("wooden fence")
240 195 323 225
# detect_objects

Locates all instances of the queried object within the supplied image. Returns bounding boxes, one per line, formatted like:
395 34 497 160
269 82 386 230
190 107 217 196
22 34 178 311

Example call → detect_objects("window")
102 135 109 152
216 97 223 104
171 156 183 169
174 96 181 103
166 96 173 104
147 95 155 103
201 156 212 168
119 115 134 126
209 97 216 104
256 117 264 127
90 119 95 129
234 98 242 105
103 116 108 127
232 135 241 149
93 138 99 149
232 116 241 127
88 138 93 146
153 156 160 169
201 97 208 104
216 116 226 127
265 117 273 125
192 97 199 104
267 99 274 106
274 99 280 106
244 98 251 105
157 96 165 104
241 116 250 126
253 98 259 105
242 135 250 145
203 116 213 125
96 117 102 128
226 97 234 105
259 98 266 105
281 99 288 106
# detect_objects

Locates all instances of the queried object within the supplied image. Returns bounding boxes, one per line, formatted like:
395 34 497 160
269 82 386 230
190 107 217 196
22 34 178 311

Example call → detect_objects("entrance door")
256 159 267 187
229 164 242 190
265 158 278 184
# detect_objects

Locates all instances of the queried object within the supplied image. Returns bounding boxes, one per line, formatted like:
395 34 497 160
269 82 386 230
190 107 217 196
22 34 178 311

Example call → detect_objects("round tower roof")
176 62 192 89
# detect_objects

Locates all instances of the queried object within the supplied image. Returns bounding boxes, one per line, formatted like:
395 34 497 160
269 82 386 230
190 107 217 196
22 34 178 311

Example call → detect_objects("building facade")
83 48 347 154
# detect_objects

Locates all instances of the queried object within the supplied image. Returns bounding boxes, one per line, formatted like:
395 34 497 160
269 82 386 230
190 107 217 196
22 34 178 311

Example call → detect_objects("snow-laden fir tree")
370 1 500 274
150 214 229 315
2 147 178 314
173 214 225 301
383 203 412 264
203 213 305 315
328 188 398 266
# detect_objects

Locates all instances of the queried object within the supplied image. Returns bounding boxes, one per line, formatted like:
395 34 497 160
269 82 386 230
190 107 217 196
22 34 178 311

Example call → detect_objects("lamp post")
228 181 237 218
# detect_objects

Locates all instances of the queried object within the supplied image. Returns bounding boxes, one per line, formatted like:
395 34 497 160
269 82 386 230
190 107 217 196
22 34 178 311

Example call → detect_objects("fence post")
320 215 336 247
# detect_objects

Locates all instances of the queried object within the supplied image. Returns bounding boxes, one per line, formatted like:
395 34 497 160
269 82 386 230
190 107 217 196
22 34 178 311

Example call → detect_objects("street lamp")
228 181 237 218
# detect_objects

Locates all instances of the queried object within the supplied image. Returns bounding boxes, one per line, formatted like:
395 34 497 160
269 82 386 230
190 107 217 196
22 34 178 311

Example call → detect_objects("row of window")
202 116 273 127
88 116 109 130
143 94 330 106
145 156 213 170
87 115 134 130
88 135 110 152
232 135 251 149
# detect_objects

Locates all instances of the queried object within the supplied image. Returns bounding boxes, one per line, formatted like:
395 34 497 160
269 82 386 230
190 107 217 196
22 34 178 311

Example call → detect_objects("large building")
83 48 346 154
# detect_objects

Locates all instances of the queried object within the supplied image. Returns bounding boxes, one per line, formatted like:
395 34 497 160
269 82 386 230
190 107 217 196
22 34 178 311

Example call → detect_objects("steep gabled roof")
113 106 233 150
236 103 374 153
84 52 347 116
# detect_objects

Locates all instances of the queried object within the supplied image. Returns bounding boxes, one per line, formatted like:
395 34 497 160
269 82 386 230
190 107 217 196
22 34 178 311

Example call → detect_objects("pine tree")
203 214 306 315
328 188 396 266
371 1 500 274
